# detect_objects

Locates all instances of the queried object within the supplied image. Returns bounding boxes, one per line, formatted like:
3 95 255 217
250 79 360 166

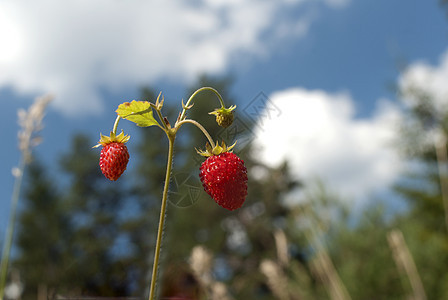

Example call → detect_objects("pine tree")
59 134 130 296
15 158 72 299
392 86 448 298
17 134 133 298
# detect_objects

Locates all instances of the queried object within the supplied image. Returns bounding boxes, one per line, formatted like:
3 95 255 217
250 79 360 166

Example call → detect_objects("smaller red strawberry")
94 130 130 181
198 142 248 211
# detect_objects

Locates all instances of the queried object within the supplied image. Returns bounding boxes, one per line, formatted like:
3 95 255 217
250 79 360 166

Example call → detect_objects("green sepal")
154 92 164 110
196 141 236 157
93 130 130 148
209 105 236 117
116 100 160 127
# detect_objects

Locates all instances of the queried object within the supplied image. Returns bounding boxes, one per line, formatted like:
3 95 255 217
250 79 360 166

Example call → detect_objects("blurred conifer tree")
392 86 448 299
15 159 71 299
15 135 131 297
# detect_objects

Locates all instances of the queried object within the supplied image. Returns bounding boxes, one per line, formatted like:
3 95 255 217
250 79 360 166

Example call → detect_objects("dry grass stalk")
260 259 291 300
298 204 351 300
210 282 233 300
260 229 307 300
17 94 53 164
309 248 351 300
274 229 290 268
189 246 234 300
387 229 427 300
190 245 213 288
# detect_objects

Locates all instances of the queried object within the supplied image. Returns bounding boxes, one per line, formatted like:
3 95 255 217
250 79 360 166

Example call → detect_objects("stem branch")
179 87 225 121
176 119 216 148
156 109 169 131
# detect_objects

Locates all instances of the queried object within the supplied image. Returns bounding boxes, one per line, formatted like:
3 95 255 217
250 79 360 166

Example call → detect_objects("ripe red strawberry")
199 143 247 211
94 130 130 181
100 142 129 181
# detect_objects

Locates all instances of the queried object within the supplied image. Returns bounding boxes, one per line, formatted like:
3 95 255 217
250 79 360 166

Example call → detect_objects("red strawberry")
94 130 130 181
198 143 248 211
100 142 129 181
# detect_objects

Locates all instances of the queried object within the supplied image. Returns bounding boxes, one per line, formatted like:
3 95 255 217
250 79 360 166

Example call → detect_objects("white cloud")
253 88 403 204
399 48 448 117
0 0 348 116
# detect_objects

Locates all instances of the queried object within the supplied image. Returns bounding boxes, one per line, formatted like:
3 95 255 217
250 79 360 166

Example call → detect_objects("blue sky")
1 0 448 233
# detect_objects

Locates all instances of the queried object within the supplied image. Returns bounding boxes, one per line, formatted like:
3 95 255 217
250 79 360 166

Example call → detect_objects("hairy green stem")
176 119 216 148
146 87 224 299
0 158 26 300
148 133 175 300
179 87 225 122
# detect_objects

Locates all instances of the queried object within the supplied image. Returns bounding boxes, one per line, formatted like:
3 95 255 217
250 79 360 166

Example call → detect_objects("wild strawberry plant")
94 87 248 300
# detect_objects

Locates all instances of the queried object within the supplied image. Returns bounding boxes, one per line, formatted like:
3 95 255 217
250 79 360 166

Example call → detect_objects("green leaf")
116 101 160 127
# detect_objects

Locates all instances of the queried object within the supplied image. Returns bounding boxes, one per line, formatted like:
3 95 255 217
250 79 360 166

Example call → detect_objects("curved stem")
179 87 225 122
176 119 216 148
112 116 121 135
0 158 26 300
148 133 175 300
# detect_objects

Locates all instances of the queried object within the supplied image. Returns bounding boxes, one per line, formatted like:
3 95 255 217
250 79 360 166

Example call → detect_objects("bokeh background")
1 0 448 299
